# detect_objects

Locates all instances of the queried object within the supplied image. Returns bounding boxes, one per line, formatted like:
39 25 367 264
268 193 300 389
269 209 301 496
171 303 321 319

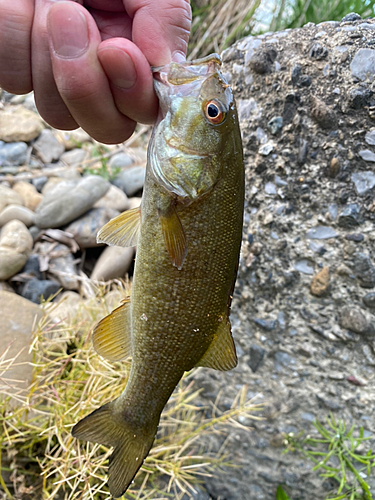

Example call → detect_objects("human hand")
0 0 191 143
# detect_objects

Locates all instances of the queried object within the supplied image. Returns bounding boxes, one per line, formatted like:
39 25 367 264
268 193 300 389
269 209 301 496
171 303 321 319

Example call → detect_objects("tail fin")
72 401 157 498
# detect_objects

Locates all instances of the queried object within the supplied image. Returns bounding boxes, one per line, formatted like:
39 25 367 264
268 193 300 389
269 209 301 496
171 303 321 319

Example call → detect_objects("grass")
0 282 264 500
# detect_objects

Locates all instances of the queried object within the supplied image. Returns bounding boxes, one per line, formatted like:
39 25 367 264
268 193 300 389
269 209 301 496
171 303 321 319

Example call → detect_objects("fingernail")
48 3 89 58
98 47 137 89
172 51 186 63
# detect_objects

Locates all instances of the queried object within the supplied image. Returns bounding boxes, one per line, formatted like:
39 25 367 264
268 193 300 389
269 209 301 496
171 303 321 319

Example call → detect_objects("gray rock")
265 182 277 195
0 141 28 166
365 129 375 145
113 166 146 196
267 116 283 135
294 259 314 275
339 307 374 336
32 176 48 193
274 351 295 370
363 292 375 309
108 152 134 170
248 345 266 372
237 98 260 121
351 171 375 195
34 175 110 228
338 203 361 228
349 86 373 109
353 252 375 288
94 184 129 211
33 129 65 163
342 12 361 21
21 254 43 279
46 243 79 291
253 317 276 331
350 48 375 81
345 233 364 242
64 207 119 248
21 278 61 304
359 149 375 162
91 246 135 281
306 226 338 239
60 148 87 166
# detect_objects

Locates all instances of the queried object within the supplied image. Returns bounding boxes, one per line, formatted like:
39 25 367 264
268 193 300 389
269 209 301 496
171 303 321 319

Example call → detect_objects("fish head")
150 54 239 201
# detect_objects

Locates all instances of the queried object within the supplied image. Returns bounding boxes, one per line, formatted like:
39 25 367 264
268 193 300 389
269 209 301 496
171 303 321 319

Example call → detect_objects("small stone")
54 128 91 150
0 185 23 212
34 175 110 229
274 351 295 370
0 220 33 280
265 182 277 195
306 226 338 239
249 47 277 74
108 152 134 170
21 278 61 304
21 254 43 279
294 259 314 275
267 116 283 135
310 267 330 296
91 246 135 281
311 96 336 129
13 181 43 211
94 184 129 211
33 129 65 163
0 205 35 227
0 106 44 142
259 142 274 155
348 86 373 109
301 412 315 422
253 318 276 331
329 157 340 177
237 98 260 121
113 166 146 196
309 43 328 60
351 171 375 195
32 176 48 193
64 207 119 248
339 307 374 335
0 141 28 166
353 252 375 288
43 243 79 290
338 203 361 228
359 149 375 162
60 148 88 166
342 12 361 21
298 138 308 165
365 129 375 145
350 48 375 81
248 345 266 373
345 233 364 242
363 292 375 309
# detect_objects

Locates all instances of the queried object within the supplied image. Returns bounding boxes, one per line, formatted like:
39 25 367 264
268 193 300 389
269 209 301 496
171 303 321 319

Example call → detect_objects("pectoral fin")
196 318 237 371
92 298 132 361
97 207 141 247
159 203 188 270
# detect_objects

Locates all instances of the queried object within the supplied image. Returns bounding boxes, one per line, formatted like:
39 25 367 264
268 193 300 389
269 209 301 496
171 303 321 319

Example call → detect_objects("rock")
90 246 135 281
34 175 110 229
248 345 266 372
0 281 14 292
338 203 361 228
329 157 340 178
0 220 33 280
21 278 61 304
13 181 43 211
94 184 129 211
108 152 134 170
309 43 328 60
112 166 146 196
54 128 91 150
345 233 364 242
33 129 65 163
0 290 44 402
353 252 375 288
21 254 43 279
306 226 338 239
359 149 375 162
342 12 361 21
363 292 375 309
264 182 277 195
49 291 84 324
267 116 283 135
44 243 79 290
60 148 88 165
32 176 48 193
350 48 375 81
64 207 119 248
0 141 28 166
0 205 35 227
41 176 69 194
274 351 295 370
127 197 142 210
248 46 277 74
0 185 23 212
349 86 373 109
311 96 336 129
253 318 276 331
294 259 314 275
0 106 44 142
310 267 330 296
339 307 374 336
365 129 375 145
351 171 375 195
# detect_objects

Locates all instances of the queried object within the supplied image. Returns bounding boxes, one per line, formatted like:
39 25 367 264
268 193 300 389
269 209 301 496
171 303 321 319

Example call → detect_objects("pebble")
259 142 274 156
345 233 364 242
365 129 375 145
311 96 336 129
54 128 91 150
112 166 146 196
248 46 277 74
267 116 283 135
90 245 135 281
0 290 44 403
0 185 23 212
34 175 110 229
60 148 88 166
64 207 119 248
248 345 266 373
350 48 375 81
0 106 44 142
237 98 260 121
264 182 277 195
33 129 65 163
94 184 129 211
306 226 338 239
353 252 375 288
309 43 328 60
43 243 79 290
339 307 374 336
294 259 314 275
13 181 43 211
0 220 33 280
0 204 35 227
32 176 48 193
274 351 295 370
329 157 340 177
338 203 361 228
359 149 375 162
0 141 28 166
253 317 276 331
351 171 375 195
21 278 61 304
310 267 329 296
108 152 134 170
21 254 43 279
342 12 361 22
363 292 375 309
349 87 373 109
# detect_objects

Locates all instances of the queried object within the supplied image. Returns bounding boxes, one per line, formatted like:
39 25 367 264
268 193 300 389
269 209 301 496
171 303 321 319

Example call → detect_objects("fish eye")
204 100 226 125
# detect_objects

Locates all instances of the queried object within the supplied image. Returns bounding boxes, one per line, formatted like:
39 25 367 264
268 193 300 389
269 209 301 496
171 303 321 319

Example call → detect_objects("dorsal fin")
158 203 188 270
195 317 237 371
97 207 141 247
92 298 132 361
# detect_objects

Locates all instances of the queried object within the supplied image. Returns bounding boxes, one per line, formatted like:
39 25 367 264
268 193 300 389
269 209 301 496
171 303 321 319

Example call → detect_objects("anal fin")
196 318 237 371
92 298 132 361
159 203 187 270
97 206 141 247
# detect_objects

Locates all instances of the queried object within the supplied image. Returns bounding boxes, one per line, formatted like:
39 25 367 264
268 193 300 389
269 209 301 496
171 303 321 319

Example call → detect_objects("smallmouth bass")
72 53 245 498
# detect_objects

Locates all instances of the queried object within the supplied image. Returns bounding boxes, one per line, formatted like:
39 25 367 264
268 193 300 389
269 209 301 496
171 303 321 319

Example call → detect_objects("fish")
71 53 245 498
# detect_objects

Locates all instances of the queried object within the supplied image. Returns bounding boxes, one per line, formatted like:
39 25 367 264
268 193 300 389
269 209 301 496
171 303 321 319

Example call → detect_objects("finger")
0 0 34 94
32 0 78 130
47 1 136 143
125 0 192 66
97 38 158 125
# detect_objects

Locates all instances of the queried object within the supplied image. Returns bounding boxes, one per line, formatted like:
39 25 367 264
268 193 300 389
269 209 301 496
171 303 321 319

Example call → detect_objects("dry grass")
0 282 264 500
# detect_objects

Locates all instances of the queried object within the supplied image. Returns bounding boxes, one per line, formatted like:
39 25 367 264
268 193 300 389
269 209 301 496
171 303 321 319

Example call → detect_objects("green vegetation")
83 144 121 181
283 415 375 500
0 284 263 499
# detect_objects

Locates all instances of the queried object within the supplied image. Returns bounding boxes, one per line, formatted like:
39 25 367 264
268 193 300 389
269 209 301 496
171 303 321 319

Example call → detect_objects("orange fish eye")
204 100 226 124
